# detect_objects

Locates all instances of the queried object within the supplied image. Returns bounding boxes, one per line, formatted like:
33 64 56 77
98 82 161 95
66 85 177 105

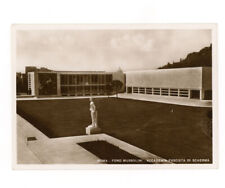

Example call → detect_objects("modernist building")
27 68 125 97
125 67 212 100
25 66 212 100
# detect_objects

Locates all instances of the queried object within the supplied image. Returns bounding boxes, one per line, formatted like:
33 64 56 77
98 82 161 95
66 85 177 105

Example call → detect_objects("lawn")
17 97 212 163
78 141 151 164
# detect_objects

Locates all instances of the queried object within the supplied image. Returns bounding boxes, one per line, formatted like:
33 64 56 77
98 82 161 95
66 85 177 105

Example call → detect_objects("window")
106 74 112 83
99 86 104 94
72 75 77 85
179 89 188 97
99 75 105 84
61 86 68 95
139 87 145 94
153 88 160 95
76 86 83 95
133 87 138 93
69 86 75 95
83 75 89 85
161 88 169 96
60 75 68 85
170 89 178 96
98 75 102 84
91 86 98 95
77 75 83 85
146 88 152 94
91 75 98 84
84 86 90 95
69 75 73 85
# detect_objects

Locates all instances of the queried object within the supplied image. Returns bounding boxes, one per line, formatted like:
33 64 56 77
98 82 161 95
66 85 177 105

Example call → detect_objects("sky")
16 29 211 73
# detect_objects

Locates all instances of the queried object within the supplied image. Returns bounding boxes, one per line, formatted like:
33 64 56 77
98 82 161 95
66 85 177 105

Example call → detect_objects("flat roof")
37 71 113 74
125 67 211 74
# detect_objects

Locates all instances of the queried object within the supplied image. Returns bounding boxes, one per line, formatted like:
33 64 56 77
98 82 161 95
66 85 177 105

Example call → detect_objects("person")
89 98 97 127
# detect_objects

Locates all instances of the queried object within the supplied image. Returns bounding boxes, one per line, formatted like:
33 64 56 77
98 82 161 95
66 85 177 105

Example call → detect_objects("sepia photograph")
12 24 217 169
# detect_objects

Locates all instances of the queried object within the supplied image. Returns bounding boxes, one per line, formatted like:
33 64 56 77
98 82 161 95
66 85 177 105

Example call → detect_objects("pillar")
188 89 191 99
200 89 205 100
57 73 61 96
35 72 39 97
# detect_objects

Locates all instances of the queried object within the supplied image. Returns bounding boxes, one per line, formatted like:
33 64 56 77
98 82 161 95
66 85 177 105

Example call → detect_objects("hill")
158 45 212 69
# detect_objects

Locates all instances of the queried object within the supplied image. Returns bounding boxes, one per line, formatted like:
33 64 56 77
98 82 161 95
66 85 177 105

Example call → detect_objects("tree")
38 73 57 95
112 80 123 98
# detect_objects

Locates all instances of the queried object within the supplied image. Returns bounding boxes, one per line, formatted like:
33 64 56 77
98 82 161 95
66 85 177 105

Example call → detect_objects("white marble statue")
86 97 101 135
89 97 98 127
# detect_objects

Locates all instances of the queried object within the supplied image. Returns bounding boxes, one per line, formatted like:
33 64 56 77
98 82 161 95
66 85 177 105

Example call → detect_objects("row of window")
128 87 189 97
61 85 112 96
60 74 112 85
128 87 214 100
28 75 31 89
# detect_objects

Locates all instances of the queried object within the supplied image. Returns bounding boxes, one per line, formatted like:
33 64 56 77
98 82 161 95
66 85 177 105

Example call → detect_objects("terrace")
17 97 212 164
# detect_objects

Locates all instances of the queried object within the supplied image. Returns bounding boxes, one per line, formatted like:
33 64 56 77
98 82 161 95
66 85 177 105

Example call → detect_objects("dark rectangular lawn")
17 98 212 163
78 141 151 164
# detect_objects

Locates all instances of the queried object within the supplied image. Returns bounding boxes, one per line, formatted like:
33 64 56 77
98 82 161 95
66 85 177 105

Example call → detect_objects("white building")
125 67 212 100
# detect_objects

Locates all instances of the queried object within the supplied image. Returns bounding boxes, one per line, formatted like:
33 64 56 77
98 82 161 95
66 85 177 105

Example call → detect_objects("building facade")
21 66 212 100
59 72 113 96
28 71 116 97
125 67 212 100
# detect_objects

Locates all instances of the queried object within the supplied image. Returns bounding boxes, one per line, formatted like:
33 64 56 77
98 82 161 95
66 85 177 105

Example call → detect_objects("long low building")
25 66 212 100
125 67 212 100
28 71 117 97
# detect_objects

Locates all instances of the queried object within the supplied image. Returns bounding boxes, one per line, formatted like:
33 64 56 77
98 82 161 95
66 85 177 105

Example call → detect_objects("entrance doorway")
190 90 200 99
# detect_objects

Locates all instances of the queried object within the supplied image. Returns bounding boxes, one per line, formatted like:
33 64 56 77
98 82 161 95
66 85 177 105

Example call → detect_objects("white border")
12 24 218 169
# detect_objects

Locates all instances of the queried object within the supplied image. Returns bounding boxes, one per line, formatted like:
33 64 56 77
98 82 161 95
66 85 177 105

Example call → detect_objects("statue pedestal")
86 125 101 135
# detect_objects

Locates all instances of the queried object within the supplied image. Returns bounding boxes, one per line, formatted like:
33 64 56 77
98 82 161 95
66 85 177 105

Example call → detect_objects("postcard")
12 24 218 169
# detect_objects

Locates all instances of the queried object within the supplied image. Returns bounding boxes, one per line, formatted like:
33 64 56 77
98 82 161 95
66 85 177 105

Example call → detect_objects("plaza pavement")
16 95 111 101
16 115 47 164
118 93 212 107
16 93 212 107
16 115 169 165
15 94 211 166
16 115 99 164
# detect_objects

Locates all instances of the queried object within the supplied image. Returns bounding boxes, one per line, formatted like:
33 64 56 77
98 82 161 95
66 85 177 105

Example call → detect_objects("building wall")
27 67 211 100
126 67 203 89
125 67 212 100
201 67 212 100
202 67 212 90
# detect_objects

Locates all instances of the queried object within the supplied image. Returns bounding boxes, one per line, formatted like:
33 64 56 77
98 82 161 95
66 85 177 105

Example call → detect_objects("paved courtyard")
118 93 212 107
17 115 166 164
17 97 212 163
